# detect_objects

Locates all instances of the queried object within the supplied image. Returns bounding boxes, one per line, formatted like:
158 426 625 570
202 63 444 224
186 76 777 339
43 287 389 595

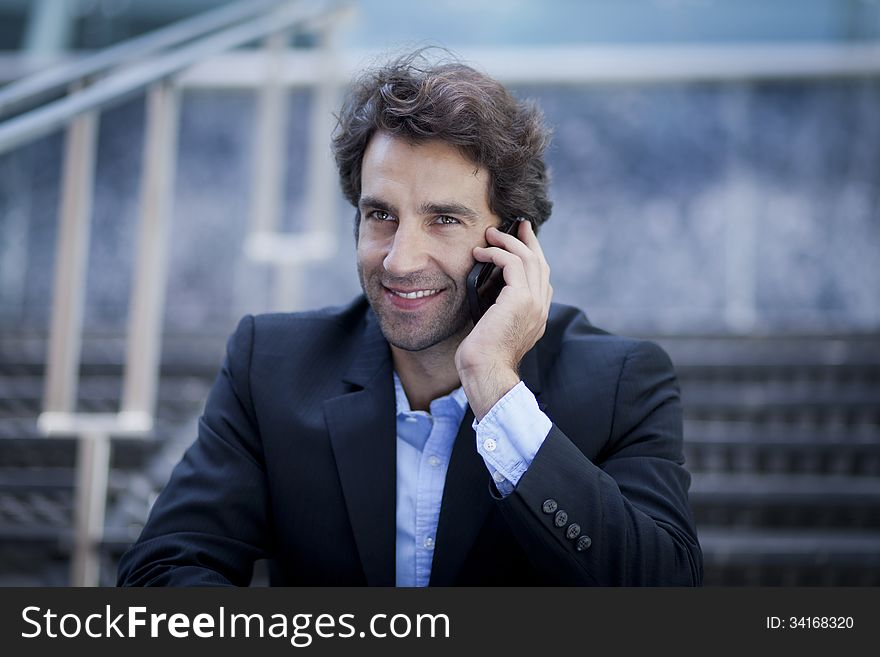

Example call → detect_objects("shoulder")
537 304 681 454
540 302 674 376
250 295 370 334
230 296 369 342
224 296 373 365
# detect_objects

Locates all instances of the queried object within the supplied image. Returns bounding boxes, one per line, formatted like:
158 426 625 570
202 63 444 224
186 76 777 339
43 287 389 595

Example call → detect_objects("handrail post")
69 79 180 585
249 30 289 239
121 80 180 424
43 107 98 415
274 23 343 311
70 430 110 587
303 23 343 254
245 30 293 312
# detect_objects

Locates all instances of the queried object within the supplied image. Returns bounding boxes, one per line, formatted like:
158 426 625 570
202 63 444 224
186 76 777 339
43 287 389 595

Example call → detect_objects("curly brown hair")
331 49 553 240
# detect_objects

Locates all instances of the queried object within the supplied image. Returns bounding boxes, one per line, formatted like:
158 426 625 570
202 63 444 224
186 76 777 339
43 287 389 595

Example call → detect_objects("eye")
434 215 460 226
368 210 394 222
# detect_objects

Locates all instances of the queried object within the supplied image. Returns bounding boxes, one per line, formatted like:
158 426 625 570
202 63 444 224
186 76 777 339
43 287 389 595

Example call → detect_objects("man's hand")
455 220 553 421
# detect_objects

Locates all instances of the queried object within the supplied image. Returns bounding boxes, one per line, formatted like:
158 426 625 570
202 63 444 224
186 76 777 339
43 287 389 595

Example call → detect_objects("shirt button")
576 535 592 552
423 536 434 549
542 499 558 514
566 523 581 540
404 416 418 423
428 455 441 468
482 438 497 452
554 510 568 527
492 470 505 483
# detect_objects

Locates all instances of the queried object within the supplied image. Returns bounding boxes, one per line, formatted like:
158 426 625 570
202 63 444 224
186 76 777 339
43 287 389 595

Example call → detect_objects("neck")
391 338 463 412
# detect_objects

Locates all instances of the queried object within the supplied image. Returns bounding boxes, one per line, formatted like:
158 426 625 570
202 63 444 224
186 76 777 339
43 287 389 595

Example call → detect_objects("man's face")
356 131 500 352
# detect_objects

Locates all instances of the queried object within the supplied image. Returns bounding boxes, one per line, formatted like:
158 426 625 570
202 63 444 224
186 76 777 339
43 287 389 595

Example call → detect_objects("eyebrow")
359 195 479 223
419 201 479 222
359 195 398 216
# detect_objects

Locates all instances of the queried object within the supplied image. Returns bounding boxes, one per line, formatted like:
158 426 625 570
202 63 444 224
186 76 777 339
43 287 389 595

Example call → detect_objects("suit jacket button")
576 535 592 551
566 523 581 539
542 499 558 514
554 510 568 527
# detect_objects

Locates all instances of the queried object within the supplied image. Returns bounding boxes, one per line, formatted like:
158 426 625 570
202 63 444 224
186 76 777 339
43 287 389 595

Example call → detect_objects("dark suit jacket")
117 295 702 586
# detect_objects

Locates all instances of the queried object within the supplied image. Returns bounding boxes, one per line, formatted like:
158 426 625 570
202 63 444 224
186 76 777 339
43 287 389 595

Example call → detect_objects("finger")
474 247 547 327
516 222 552 303
516 219 543 249
477 239 542 302
516 221 550 273
490 222 549 274
475 246 550 337
486 225 533 258
485 226 546 295
472 246 529 291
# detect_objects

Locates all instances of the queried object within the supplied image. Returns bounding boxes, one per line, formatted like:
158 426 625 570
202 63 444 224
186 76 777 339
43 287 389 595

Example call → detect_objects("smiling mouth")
383 286 446 309
387 288 442 299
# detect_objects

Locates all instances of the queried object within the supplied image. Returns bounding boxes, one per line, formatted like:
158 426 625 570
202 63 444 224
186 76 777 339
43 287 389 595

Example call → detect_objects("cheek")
445 247 478 281
356 236 384 267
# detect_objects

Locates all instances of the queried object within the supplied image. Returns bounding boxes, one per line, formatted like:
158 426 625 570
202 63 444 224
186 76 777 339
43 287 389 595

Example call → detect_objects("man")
118 51 702 586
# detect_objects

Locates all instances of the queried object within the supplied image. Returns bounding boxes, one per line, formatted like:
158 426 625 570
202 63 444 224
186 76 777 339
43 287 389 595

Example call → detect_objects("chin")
375 305 470 353
378 317 452 352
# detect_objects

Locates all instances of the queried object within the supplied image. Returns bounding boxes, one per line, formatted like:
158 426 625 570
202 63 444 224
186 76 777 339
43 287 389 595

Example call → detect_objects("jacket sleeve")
492 340 703 586
117 315 272 586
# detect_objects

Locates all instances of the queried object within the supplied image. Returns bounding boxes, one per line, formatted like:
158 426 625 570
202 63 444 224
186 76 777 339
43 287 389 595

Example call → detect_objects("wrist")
459 365 521 422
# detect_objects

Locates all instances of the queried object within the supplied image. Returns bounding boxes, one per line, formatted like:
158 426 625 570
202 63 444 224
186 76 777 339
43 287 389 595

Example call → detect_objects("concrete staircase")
1 330 878 585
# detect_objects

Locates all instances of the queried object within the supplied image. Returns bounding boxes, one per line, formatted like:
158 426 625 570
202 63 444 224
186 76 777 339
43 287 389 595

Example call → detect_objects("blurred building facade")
0 1 878 586
1 0 879 334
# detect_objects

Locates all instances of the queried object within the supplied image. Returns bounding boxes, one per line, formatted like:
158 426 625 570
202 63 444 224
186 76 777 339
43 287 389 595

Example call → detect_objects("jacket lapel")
324 309 396 586
322 300 546 587
429 345 543 585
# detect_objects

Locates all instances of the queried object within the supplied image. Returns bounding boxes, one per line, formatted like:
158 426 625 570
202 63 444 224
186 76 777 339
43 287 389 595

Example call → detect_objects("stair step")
684 440 880 476
691 473 880 503
655 335 880 368
683 418 880 441
0 375 212 404
698 528 880 565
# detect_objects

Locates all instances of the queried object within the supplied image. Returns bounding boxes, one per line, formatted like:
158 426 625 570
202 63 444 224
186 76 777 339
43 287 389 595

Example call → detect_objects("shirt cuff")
472 381 552 497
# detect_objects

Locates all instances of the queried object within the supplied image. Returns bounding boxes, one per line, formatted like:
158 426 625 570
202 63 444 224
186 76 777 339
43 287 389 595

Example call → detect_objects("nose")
382 221 431 277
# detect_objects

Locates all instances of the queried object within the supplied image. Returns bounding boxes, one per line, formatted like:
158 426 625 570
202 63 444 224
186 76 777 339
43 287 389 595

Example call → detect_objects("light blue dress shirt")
394 372 553 587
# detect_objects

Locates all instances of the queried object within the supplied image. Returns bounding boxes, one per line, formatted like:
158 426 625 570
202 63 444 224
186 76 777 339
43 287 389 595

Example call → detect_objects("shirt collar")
393 371 468 418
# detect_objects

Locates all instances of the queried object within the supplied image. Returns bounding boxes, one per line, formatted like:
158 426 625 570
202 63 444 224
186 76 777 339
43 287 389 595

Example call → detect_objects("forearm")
493 424 701 586
474 339 702 586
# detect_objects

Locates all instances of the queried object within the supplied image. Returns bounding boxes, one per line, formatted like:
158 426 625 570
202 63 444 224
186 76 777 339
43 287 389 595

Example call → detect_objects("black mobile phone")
466 217 528 325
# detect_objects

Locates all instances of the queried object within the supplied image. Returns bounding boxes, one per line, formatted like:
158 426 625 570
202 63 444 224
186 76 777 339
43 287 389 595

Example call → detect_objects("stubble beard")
357 264 472 352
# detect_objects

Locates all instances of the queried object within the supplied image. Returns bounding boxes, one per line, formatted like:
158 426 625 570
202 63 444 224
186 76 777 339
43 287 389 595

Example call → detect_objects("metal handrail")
2 0 349 586
0 0 283 118
0 0 342 154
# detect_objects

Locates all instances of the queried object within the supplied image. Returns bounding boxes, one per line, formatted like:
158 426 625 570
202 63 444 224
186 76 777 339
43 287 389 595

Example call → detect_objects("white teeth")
391 289 439 299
